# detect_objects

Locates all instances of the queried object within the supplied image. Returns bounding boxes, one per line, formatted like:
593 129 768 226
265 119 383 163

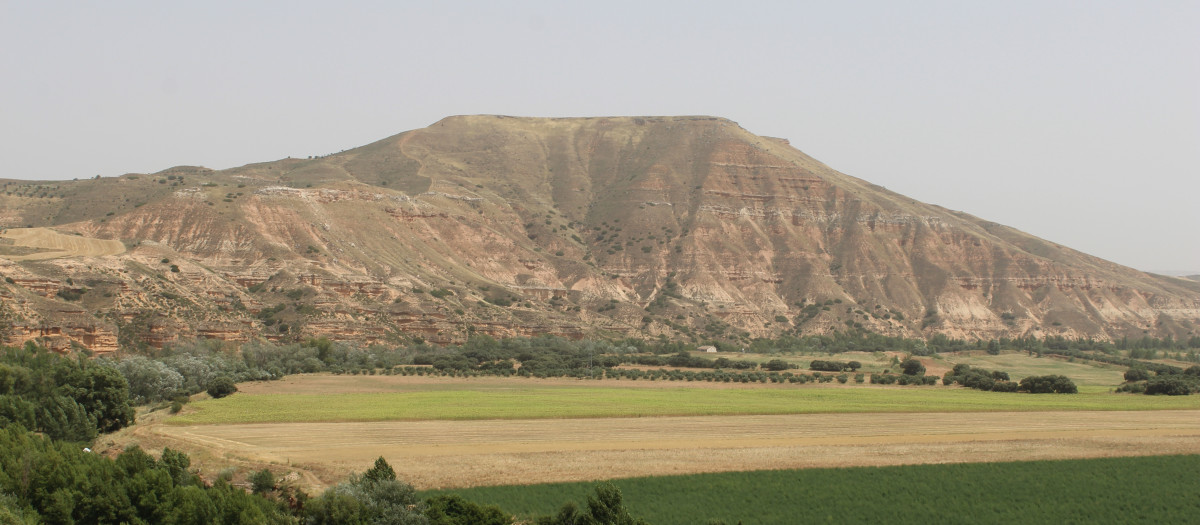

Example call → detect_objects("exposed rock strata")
1 116 1197 352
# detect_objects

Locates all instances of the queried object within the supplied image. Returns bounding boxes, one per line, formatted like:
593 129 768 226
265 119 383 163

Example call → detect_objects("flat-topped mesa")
430 114 737 126
1 115 1197 352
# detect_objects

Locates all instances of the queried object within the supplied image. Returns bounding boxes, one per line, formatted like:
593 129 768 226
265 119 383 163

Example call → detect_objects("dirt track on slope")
146 410 1200 491
0 227 125 260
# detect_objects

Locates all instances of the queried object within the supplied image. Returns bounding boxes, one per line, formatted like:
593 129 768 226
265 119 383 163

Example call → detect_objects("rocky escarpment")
1 115 1197 352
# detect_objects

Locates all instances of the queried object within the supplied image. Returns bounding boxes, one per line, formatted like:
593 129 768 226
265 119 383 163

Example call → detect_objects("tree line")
0 343 134 441
0 344 655 524
1118 364 1200 395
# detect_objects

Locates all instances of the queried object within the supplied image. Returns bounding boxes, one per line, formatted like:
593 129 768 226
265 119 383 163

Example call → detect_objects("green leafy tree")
1019 375 1078 394
0 394 37 429
763 359 790 371
35 394 97 442
250 468 276 495
306 457 426 525
1124 368 1150 382
537 501 584 525
425 494 512 525
986 339 1000 355
538 482 648 525
305 490 368 525
113 356 185 404
899 359 926 376
0 493 39 524
1144 377 1197 395
60 364 135 433
160 447 195 486
206 376 237 399
363 456 397 483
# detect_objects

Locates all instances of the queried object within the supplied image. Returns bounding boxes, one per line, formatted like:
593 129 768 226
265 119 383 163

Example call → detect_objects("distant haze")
1 1 1196 272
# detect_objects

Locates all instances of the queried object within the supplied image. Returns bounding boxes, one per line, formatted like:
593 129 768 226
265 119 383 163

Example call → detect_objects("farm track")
150 410 1200 490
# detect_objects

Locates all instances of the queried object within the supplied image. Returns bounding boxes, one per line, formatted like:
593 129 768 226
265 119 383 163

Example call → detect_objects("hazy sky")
2 1 1197 272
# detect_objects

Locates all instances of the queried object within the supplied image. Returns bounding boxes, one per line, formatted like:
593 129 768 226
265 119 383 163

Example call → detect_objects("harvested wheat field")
151 410 1200 490
0 227 125 260
115 374 1200 491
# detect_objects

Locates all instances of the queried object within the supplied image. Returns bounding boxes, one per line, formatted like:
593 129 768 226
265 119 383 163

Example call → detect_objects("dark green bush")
1144 377 1197 396
206 376 238 398
1018 375 1077 394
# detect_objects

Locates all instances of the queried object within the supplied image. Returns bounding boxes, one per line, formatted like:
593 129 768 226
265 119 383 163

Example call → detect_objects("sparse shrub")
56 289 84 301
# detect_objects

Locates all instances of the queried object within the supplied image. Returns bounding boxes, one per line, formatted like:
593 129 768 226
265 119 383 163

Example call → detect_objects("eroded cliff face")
1 115 1197 352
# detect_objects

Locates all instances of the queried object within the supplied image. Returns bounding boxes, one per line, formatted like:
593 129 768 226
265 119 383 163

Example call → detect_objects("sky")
2 1 1197 273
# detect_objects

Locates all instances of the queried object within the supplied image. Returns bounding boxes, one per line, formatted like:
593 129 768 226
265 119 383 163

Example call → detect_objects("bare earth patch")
146 409 1200 491
0 227 125 260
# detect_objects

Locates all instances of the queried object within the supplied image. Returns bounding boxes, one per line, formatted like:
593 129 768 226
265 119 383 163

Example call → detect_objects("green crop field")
171 381 1200 425
422 455 1200 524
946 351 1127 386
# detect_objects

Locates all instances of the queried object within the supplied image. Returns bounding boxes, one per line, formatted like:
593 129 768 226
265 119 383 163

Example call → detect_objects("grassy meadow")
652 349 1131 387
171 380 1200 425
943 351 1127 386
422 455 1200 524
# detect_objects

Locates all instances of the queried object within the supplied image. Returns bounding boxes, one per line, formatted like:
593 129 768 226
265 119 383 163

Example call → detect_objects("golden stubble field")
110 374 1200 492
0 227 125 260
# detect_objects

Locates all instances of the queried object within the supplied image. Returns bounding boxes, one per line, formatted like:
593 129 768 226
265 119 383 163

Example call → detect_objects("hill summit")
1 115 1197 352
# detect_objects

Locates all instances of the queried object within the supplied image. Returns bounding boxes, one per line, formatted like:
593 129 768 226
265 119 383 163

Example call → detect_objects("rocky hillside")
2 115 1197 353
